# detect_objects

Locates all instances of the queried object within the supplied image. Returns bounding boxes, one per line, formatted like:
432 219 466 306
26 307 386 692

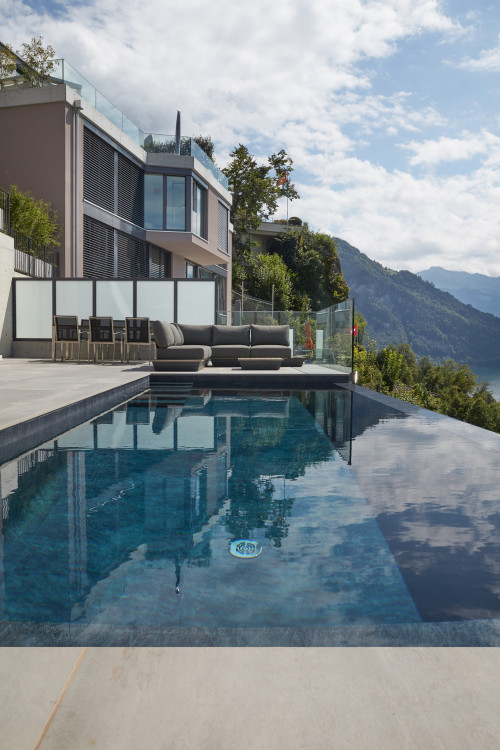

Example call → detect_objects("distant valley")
417 267 500 318
335 238 500 367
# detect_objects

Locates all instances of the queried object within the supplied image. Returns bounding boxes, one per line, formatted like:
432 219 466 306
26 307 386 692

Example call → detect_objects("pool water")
0 384 499 646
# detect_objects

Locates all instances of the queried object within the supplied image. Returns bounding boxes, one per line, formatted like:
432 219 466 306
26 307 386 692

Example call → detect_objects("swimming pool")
0 384 499 646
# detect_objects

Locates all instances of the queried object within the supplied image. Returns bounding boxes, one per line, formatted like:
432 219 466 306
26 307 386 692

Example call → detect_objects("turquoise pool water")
0 384 499 646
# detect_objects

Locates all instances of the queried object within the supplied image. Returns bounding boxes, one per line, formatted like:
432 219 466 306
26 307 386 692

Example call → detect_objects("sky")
2 0 500 275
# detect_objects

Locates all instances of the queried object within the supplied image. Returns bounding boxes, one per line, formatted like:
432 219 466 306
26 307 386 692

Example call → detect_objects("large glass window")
144 174 163 229
166 176 186 230
145 174 186 230
192 181 207 239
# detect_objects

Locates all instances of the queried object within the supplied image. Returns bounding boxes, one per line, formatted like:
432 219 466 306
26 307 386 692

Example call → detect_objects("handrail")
1 186 59 277
0 186 10 234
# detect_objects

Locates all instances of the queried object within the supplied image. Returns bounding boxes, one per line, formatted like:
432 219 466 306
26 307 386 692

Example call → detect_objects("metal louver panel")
149 245 172 278
118 154 144 226
83 129 115 212
218 202 228 253
117 232 148 278
83 216 114 278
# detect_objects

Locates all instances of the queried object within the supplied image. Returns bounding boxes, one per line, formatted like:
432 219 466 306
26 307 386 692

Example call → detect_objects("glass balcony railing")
48 60 228 189
216 299 354 373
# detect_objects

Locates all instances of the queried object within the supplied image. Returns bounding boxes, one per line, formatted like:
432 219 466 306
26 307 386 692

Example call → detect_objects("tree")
223 144 299 262
270 224 349 309
0 43 16 79
17 36 55 87
245 253 295 310
193 136 215 161
1 37 56 87
9 185 61 249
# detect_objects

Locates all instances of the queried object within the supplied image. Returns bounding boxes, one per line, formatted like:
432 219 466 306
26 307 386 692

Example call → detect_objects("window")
192 181 207 239
166 176 186 230
144 174 163 229
144 174 186 230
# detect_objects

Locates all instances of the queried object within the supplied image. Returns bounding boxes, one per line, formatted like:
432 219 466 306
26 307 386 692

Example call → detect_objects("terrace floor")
0 357 498 749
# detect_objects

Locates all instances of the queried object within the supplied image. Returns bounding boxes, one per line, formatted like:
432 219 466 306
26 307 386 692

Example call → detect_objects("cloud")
455 33 500 72
288 152 500 276
5 0 495 277
403 130 500 167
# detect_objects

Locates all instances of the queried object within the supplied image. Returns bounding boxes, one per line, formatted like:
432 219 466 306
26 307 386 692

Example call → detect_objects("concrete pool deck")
0 357 498 749
0 647 498 750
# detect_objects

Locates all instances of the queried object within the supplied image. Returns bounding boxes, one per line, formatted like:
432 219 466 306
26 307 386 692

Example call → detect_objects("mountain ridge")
417 266 500 318
335 238 500 367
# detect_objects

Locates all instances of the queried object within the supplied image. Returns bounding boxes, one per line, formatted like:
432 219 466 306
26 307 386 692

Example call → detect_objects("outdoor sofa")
151 321 300 371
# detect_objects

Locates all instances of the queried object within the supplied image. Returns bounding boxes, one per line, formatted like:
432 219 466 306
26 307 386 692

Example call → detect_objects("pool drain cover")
230 540 263 559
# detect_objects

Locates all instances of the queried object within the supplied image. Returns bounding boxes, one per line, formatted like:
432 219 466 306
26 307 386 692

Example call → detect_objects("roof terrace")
0 56 228 190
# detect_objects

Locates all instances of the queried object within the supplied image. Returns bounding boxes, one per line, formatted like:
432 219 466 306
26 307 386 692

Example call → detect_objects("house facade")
0 56 232 311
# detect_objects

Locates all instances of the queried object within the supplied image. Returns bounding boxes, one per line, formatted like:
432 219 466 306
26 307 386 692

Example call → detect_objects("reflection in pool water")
0 385 498 645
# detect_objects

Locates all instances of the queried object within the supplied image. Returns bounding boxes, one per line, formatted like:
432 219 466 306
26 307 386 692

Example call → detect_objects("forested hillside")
335 238 500 367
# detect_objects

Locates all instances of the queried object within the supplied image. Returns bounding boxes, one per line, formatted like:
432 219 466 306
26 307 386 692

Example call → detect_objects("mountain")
417 267 500 318
335 238 500 367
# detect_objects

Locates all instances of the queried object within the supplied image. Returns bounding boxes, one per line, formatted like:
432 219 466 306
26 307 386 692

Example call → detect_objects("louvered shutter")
116 231 148 277
83 216 115 278
118 154 144 226
83 129 115 212
218 202 228 253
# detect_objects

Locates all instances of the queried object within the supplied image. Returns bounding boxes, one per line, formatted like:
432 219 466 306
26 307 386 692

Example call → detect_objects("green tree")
9 185 61 249
270 224 349 309
354 312 367 345
193 135 215 161
223 144 299 264
245 253 295 310
0 43 16 79
17 37 55 87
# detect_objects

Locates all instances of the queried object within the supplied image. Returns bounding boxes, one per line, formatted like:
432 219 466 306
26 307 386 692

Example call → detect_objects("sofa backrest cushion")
250 324 290 346
171 323 184 345
212 324 251 346
177 323 212 345
152 321 175 348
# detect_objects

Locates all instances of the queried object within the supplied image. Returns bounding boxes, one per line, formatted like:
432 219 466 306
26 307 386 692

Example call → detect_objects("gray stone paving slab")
11 647 497 750
0 358 151 432
0 648 84 750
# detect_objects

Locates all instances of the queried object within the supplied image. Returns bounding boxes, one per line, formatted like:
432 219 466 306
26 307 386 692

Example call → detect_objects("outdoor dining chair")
125 317 152 363
52 315 85 362
88 317 123 364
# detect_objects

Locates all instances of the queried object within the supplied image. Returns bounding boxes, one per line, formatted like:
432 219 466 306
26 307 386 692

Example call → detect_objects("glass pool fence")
217 299 354 372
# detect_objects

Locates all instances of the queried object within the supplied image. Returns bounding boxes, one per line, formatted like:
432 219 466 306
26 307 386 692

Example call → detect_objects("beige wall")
0 94 75 277
0 234 23 357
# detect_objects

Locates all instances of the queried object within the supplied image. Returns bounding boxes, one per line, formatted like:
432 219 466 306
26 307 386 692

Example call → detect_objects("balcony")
48 60 228 190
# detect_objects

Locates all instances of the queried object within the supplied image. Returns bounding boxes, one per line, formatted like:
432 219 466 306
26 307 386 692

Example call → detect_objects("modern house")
0 48 232 311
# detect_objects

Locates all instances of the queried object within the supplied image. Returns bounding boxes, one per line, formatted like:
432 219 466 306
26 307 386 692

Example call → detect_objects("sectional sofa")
151 321 299 371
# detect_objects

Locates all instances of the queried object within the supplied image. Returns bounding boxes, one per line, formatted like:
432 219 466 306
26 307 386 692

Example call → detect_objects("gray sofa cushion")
178 324 212 345
152 321 175 348
171 323 184 345
211 344 251 358
250 324 290 346
156 345 211 360
212 324 250 346
251 345 292 358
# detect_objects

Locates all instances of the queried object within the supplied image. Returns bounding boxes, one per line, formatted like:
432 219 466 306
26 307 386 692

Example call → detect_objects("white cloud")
5 0 498 278
288 154 500 276
456 33 500 71
403 130 500 167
